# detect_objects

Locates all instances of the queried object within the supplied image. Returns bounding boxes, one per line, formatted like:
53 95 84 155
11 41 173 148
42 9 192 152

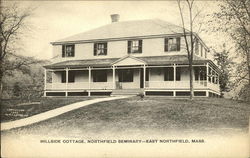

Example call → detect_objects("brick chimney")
110 14 120 23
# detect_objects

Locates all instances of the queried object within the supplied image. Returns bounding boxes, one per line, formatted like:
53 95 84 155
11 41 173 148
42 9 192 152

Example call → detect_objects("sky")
3 1 226 60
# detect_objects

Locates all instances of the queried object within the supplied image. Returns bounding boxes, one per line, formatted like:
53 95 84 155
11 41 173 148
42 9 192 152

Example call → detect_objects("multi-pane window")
62 45 75 57
164 37 181 52
194 67 207 81
61 71 75 83
128 40 142 53
208 67 212 82
118 69 133 82
164 67 174 81
94 42 107 56
93 70 107 82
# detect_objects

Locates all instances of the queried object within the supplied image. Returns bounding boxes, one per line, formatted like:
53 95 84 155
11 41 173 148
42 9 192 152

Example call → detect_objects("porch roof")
44 55 209 69
140 55 209 65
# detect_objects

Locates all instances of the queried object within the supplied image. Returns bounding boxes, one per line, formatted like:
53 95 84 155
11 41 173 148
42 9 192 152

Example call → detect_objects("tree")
177 0 201 99
213 44 233 96
212 0 250 100
13 82 21 97
213 0 250 100
0 3 38 98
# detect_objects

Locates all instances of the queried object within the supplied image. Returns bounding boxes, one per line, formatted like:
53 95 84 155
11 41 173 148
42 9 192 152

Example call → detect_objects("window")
61 71 75 83
194 67 199 81
93 70 107 82
164 37 181 52
62 45 75 57
146 69 149 81
200 45 203 57
176 67 181 81
200 67 207 80
194 67 206 81
208 67 212 82
68 71 75 83
128 40 142 53
94 42 107 56
118 69 133 82
61 71 66 83
164 67 174 81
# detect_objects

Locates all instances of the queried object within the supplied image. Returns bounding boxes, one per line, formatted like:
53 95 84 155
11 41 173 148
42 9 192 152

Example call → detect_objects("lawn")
3 96 249 137
1 97 104 122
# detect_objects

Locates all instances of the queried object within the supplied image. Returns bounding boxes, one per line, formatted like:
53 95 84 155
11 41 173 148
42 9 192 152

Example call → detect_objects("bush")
238 84 250 102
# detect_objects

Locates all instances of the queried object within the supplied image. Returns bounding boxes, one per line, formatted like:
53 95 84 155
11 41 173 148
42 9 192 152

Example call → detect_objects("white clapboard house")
44 14 220 97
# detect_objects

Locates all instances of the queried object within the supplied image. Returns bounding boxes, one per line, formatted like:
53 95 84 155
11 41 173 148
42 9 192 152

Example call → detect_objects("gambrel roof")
52 19 186 44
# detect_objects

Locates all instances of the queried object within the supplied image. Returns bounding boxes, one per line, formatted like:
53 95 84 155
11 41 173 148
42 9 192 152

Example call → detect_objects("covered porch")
44 55 220 97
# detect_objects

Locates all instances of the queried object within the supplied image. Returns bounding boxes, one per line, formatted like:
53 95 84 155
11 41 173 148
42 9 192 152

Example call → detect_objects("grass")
1 97 104 122
3 96 249 137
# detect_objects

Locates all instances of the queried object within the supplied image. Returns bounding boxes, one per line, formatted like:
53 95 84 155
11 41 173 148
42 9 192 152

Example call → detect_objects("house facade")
44 14 220 97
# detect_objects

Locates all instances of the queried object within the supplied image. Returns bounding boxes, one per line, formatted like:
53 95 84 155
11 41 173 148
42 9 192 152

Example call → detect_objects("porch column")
206 91 209 97
88 66 91 96
112 66 115 89
65 68 68 97
143 65 146 89
173 63 176 88
206 63 209 86
44 69 47 96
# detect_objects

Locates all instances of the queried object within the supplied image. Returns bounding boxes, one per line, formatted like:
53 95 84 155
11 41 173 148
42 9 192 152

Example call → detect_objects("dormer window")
128 40 142 53
94 42 107 56
164 37 181 52
62 44 75 57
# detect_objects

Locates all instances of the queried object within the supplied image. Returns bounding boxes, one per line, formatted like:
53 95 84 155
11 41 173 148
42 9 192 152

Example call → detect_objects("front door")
117 69 134 89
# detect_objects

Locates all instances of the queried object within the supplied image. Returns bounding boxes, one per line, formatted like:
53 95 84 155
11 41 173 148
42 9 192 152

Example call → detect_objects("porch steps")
111 89 143 96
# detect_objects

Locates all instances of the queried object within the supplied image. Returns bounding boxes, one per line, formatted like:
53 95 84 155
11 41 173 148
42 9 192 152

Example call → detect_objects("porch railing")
46 82 113 90
145 80 219 92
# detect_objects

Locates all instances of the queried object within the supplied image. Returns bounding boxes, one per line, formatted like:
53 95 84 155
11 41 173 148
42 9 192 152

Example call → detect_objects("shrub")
238 84 250 102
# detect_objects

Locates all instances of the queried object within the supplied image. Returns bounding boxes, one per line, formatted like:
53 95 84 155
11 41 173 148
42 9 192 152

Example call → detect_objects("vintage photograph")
1 0 249 157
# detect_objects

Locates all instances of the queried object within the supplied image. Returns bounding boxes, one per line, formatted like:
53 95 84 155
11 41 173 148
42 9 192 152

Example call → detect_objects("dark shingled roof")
44 55 209 69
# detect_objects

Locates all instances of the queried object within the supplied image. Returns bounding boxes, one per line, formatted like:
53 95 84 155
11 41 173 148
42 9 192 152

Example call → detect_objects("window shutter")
139 40 142 53
177 37 181 51
62 45 65 57
104 43 107 55
94 43 97 56
164 38 168 52
128 41 131 53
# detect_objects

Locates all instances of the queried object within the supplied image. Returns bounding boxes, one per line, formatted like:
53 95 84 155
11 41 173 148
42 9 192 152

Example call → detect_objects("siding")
51 36 209 63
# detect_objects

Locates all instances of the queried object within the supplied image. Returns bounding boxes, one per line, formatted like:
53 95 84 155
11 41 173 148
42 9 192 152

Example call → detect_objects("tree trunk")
247 51 250 85
0 60 3 99
189 62 194 99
